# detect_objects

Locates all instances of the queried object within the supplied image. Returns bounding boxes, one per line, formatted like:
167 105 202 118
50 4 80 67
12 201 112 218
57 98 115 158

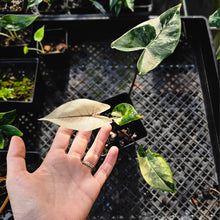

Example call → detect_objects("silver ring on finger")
82 160 95 169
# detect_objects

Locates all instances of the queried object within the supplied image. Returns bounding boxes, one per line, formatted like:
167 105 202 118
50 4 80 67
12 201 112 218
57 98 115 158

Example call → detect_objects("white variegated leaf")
111 4 182 75
39 99 112 131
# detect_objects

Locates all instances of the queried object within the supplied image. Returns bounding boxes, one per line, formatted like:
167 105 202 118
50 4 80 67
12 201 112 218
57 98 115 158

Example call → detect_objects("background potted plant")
0 58 39 103
109 0 153 16
0 14 38 57
24 25 68 56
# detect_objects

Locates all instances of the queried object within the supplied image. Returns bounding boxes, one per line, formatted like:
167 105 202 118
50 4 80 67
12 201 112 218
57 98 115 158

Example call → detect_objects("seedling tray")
0 17 219 219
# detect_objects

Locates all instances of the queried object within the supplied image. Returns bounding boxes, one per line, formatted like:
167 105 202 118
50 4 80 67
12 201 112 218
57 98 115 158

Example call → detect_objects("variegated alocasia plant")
40 98 175 193
111 4 182 75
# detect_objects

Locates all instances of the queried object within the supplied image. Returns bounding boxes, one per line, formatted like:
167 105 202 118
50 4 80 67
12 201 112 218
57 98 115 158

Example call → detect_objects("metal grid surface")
2 32 219 219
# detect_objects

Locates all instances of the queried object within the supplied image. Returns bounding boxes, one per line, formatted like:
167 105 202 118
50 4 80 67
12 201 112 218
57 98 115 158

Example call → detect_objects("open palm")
6 125 118 220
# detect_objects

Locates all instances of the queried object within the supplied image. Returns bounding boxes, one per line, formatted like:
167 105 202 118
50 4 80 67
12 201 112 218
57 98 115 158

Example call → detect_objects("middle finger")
68 130 92 159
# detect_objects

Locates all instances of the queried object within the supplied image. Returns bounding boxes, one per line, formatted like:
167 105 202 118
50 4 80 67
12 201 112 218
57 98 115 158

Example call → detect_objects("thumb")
7 136 27 176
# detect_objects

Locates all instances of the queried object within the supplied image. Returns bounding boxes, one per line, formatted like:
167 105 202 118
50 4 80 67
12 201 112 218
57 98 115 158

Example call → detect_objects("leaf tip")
110 42 115 49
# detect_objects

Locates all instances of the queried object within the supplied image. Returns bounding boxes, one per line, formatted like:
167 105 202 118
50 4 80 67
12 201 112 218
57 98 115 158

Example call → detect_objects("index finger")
50 127 73 152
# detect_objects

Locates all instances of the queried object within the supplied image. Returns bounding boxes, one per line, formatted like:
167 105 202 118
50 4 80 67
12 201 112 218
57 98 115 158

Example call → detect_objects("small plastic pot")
0 26 33 58
0 58 39 103
100 93 147 155
36 28 68 56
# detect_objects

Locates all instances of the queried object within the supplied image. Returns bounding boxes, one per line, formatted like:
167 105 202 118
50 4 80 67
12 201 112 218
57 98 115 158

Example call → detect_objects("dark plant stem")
129 71 138 96
23 0 28 12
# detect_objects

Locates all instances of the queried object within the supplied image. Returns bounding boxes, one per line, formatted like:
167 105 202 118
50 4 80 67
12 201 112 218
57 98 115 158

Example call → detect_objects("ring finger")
82 124 112 170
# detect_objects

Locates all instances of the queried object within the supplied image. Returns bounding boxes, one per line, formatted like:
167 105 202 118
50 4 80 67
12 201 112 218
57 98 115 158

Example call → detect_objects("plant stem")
129 71 138 96
0 32 13 40
13 31 18 38
8 30 16 40
27 47 44 53
39 42 45 54
216 45 220 56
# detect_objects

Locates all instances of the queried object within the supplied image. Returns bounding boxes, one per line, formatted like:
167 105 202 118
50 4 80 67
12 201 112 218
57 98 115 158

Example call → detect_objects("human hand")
6 124 118 220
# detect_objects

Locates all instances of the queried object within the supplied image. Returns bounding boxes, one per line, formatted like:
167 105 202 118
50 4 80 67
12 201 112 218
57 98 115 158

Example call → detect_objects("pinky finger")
94 146 119 186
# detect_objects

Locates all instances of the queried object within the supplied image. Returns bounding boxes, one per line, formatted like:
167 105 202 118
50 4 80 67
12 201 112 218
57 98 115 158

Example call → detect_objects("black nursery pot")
0 26 33 58
0 58 39 103
101 93 147 155
37 28 68 56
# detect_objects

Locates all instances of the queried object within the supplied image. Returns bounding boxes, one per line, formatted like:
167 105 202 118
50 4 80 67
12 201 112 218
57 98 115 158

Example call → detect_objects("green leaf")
27 0 43 10
125 0 134 12
111 4 182 75
111 103 142 126
34 25 44 42
0 125 23 137
23 45 29 54
0 109 16 126
217 51 220 60
0 132 4 149
0 14 39 31
137 145 176 193
110 0 117 10
90 0 106 14
0 87 14 101
209 8 220 28
110 0 123 16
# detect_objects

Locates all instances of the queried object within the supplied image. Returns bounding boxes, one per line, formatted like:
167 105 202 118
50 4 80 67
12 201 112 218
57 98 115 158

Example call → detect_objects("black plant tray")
0 17 219 219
